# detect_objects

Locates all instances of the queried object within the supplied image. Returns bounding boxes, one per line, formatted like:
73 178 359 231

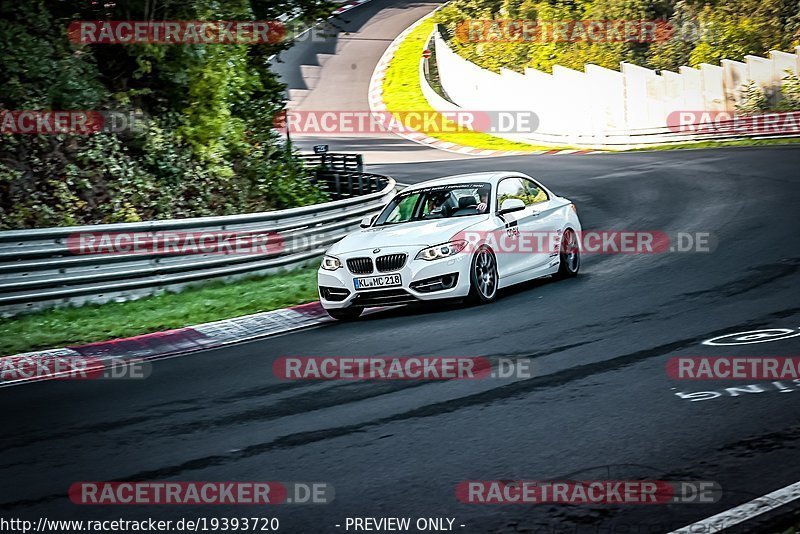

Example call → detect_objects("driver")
425 191 449 216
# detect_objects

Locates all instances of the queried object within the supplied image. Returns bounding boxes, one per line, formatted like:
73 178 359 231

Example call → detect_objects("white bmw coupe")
317 172 582 320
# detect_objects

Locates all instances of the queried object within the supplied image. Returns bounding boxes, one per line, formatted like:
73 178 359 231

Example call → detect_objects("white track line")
669 480 800 533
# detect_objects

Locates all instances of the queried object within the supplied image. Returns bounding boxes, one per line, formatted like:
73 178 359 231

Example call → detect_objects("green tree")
0 0 332 229
436 0 800 74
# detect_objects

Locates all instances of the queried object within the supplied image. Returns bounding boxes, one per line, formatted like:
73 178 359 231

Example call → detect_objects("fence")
0 158 394 317
299 152 364 175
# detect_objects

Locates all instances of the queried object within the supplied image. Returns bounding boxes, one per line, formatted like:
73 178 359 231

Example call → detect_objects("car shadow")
357 272 588 322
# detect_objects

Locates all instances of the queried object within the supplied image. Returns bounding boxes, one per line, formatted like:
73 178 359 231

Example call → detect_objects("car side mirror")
498 198 525 215
360 214 376 228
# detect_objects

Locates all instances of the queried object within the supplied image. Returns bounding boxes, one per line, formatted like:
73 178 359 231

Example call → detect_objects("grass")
382 18 571 153
385 18 800 153
0 267 320 356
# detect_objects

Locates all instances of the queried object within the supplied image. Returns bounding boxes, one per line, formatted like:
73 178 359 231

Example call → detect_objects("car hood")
328 216 488 255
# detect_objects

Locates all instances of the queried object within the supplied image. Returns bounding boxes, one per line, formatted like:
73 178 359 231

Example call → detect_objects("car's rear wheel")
555 228 580 279
468 246 498 304
326 307 363 321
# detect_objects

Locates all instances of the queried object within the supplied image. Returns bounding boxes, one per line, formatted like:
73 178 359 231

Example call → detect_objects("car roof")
401 172 523 192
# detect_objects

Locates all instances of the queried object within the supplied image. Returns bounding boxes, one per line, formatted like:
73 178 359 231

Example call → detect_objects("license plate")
354 274 402 290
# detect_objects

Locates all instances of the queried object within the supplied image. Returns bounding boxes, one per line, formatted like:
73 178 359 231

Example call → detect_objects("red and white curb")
367 14 605 157
331 0 371 16
669 479 800 533
0 302 333 387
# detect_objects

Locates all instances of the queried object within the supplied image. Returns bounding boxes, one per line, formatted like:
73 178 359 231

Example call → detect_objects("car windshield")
373 182 492 226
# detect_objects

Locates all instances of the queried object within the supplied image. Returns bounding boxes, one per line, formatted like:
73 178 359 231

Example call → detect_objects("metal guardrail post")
333 173 341 197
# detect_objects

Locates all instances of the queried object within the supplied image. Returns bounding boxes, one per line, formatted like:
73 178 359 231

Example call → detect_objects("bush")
0 0 333 230
736 82 770 114
436 0 800 74
778 72 800 111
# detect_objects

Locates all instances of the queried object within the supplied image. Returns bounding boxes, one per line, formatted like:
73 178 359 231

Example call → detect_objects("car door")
494 176 556 277
520 177 565 271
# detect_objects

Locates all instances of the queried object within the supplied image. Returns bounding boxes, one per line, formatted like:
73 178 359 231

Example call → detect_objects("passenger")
476 185 490 213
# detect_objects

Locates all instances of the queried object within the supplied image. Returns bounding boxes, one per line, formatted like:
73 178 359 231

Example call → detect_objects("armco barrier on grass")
0 156 395 317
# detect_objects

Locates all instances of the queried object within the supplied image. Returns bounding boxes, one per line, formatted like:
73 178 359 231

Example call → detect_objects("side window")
521 179 548 205
495 178 526 211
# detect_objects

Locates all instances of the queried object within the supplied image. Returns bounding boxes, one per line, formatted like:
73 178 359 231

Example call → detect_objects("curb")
331 0 372 16
669 480 800 533
367 14 606 157
0 302 333 387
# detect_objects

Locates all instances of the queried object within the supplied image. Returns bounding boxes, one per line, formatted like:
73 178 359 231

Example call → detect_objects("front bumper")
317 246 472 309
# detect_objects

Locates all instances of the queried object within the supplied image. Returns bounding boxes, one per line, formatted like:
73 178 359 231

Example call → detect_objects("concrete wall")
432 29 800 140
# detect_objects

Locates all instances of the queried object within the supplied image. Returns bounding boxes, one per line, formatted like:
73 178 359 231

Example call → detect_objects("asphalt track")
2 1 800 532
271 0 469 163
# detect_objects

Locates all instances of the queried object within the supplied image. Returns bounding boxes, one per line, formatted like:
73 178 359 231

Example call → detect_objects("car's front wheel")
326 307 363 321
468 246 498 304
555 228 580 279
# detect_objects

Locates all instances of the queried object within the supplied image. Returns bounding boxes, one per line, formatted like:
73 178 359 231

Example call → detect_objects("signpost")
423 49 432 78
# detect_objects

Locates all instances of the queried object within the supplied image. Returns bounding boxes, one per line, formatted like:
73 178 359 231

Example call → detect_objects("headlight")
321 255 342 270
415 240 468 261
